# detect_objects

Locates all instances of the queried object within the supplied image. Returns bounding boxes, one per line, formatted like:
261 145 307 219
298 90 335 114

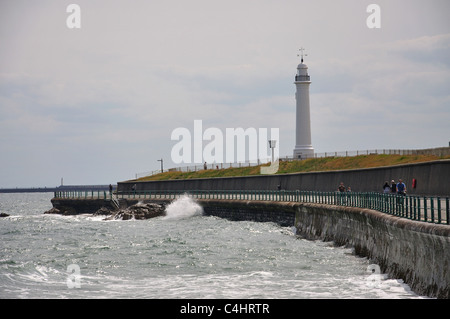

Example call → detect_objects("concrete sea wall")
118 160 450 197
200 199 296 227
49 198 115 215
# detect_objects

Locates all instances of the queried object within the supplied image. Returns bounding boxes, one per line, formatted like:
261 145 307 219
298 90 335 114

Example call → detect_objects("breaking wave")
163 195 203 220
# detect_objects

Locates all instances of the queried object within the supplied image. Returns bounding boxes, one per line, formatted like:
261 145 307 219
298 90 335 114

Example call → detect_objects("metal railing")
135 147 450 179
295 75 311 81
111 192 120 209
54 190 110 200
135 159 272 179
54 190 450 225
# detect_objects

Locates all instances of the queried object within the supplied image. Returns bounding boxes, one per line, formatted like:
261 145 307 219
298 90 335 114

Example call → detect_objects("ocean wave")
162 195 203 220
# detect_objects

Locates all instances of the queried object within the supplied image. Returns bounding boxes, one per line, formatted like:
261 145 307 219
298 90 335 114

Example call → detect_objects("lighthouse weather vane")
298 47 307 63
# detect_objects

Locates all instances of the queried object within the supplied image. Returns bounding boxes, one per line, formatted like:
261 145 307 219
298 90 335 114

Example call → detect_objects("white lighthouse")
293 49 314 159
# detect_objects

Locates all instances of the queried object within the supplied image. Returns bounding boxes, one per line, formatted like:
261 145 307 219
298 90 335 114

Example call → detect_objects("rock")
105 202 166 220
94 207 113 215
44 206 76 215
44 207 61 215
0 213 10 218
44 201 165 221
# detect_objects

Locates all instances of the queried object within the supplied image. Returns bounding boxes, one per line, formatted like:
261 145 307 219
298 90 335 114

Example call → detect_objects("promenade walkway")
53 189 450 225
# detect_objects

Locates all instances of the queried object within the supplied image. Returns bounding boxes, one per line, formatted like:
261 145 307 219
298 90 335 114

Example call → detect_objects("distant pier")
0 185 115 194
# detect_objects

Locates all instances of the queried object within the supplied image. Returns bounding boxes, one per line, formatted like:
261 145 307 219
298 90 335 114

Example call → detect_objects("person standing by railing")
337 182 346 205
383 181 391 194
390 180 397 194
396 179 407 214
397 179 407 196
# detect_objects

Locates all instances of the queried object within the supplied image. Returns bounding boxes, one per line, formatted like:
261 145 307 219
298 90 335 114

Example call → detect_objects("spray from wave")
162 195 204 220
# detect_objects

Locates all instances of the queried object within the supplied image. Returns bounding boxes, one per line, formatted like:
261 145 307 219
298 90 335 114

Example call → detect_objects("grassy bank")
136 154 450 181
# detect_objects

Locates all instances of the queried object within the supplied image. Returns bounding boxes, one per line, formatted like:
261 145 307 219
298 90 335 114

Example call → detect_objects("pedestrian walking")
390 180 397 194
383 181 390 194
397 179 407 195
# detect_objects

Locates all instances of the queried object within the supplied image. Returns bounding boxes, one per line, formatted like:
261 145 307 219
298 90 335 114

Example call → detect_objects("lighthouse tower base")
293 146 314 160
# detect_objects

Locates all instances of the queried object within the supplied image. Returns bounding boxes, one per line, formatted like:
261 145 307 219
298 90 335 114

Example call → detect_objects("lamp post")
268 140 276 163
157 158 163 173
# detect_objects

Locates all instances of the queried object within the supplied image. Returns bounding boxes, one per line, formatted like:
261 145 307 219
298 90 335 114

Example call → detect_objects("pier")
54 189 450 225
0 185 115 194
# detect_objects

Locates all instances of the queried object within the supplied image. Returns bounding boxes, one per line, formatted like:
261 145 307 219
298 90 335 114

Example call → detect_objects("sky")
0 0 449 187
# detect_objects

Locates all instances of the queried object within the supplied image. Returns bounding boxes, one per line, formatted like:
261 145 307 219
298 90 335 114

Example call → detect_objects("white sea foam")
162 195 203 220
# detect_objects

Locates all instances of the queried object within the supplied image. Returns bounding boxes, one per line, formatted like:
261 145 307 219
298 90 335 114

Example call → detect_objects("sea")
0 192 426 301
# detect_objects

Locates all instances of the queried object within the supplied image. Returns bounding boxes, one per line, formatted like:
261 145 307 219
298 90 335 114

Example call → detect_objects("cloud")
309 33 450 152
386 33 450 66
0 1 449 187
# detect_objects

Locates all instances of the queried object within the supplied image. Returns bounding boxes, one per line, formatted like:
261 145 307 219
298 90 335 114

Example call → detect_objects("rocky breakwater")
45 198 167 220
45 206 77 215
96 202 166 220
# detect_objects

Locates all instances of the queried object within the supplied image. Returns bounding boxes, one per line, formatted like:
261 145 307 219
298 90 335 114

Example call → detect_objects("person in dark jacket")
390 180 397 194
